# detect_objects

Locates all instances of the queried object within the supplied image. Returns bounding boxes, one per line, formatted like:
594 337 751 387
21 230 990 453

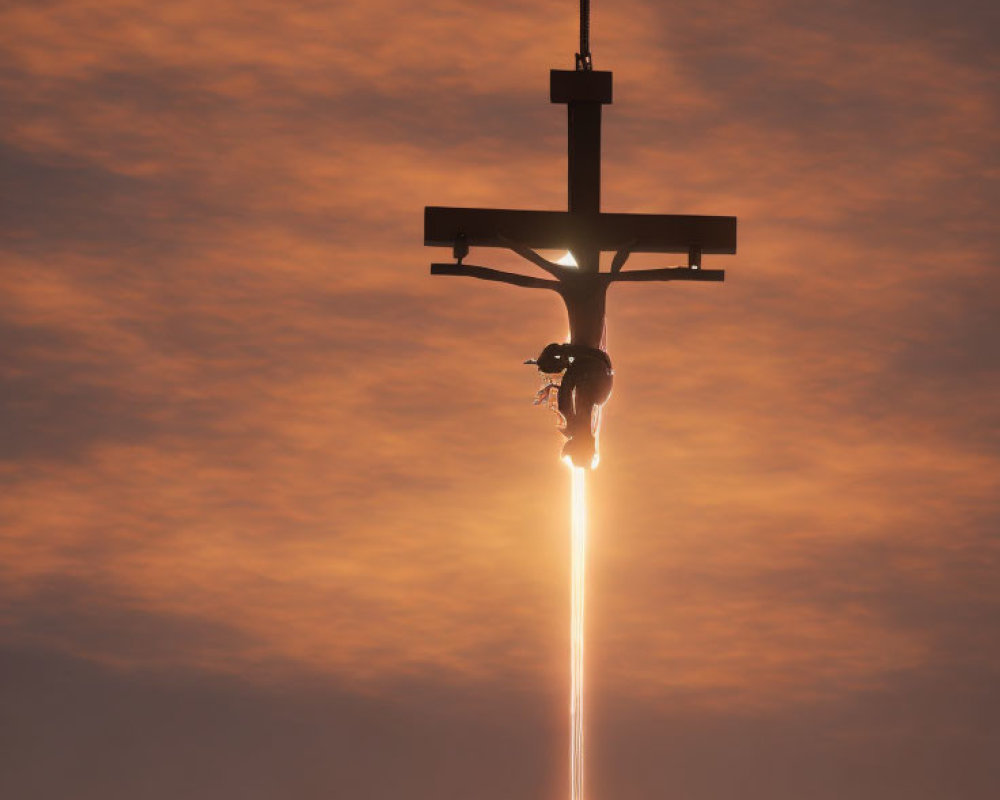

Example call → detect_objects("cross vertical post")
551 69 613 274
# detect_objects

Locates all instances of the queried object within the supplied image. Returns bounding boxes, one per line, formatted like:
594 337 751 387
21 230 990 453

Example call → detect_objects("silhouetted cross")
424 68 737 351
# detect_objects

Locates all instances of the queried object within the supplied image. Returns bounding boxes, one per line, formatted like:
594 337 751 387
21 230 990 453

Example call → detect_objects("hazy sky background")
2 1 998 798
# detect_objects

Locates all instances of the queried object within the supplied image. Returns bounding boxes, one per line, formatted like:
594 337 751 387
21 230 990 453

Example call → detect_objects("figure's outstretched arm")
608 267 725 283
609 241 636 274
430 263 560 290
497 235 569 279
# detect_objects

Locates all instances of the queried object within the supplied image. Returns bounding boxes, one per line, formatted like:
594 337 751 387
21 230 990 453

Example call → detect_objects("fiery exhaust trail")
569 465 587 800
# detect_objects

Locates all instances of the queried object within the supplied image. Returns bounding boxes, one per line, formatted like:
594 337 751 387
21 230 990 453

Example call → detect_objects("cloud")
0 0 998 732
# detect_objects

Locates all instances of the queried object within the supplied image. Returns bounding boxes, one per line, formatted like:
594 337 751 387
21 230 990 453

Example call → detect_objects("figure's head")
525 343 569 374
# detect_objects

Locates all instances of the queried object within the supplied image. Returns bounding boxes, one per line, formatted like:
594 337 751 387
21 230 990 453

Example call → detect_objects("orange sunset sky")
1 1 998 798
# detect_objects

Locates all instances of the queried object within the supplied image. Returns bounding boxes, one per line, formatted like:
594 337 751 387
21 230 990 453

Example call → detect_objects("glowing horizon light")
568 464 587 800
557 251 578 267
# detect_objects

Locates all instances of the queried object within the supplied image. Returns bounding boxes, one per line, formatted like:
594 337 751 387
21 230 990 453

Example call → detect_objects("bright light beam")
569 464 587 800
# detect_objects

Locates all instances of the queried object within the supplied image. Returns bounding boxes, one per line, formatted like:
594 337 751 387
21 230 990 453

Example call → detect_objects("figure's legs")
562 429 596 467
559 361 613 468
557 370 580 439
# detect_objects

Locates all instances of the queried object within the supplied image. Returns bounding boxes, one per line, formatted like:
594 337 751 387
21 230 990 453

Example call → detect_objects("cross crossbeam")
424 206 737 255
424 68 736 276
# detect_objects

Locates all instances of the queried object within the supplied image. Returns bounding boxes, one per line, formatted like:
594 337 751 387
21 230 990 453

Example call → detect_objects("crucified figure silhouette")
526 341 613 467
432 238 720 467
